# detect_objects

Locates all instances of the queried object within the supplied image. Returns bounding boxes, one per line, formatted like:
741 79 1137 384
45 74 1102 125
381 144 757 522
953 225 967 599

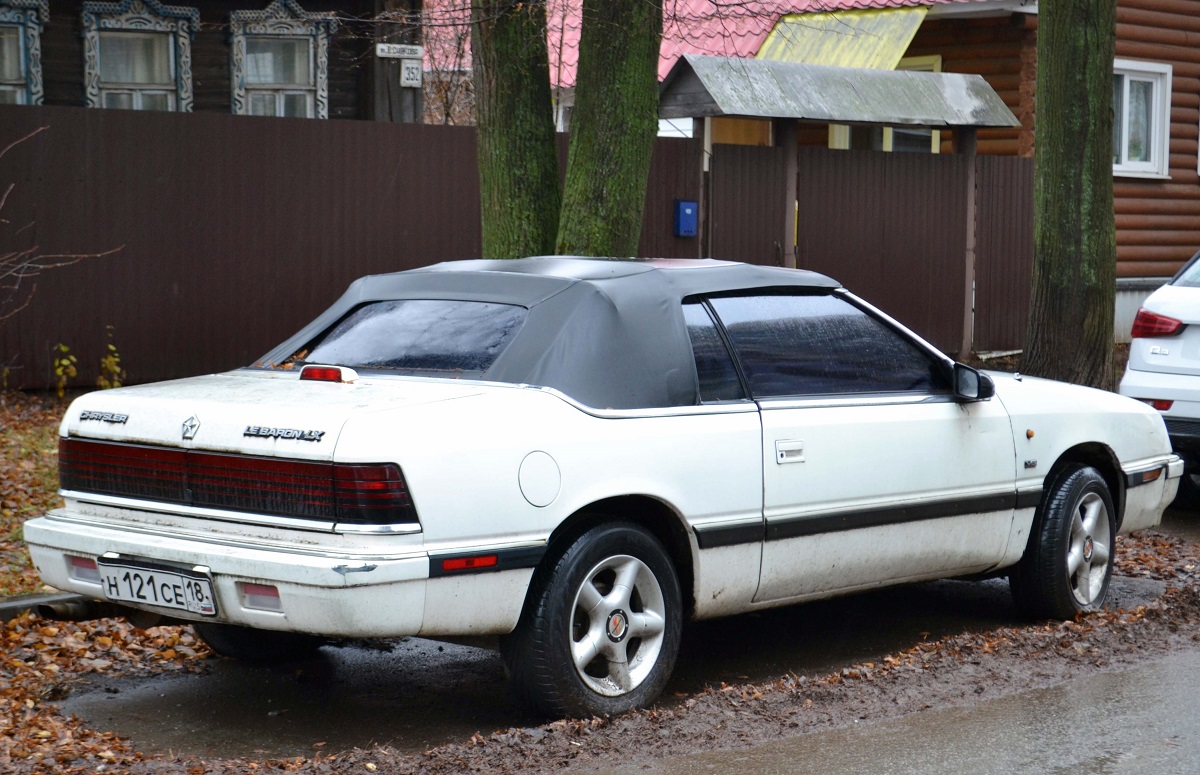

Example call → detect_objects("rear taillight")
1130 308 1184 338
300 365 358 383
59 438 418 528
334 463 416 525
59 438 186 502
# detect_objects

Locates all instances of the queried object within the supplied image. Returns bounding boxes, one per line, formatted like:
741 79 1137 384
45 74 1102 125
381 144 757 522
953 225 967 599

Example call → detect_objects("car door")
703 291 1018 604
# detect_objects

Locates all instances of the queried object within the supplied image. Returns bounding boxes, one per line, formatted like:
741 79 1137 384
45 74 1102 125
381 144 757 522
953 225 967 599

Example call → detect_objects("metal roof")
659 54 1021 128
755 8 929 70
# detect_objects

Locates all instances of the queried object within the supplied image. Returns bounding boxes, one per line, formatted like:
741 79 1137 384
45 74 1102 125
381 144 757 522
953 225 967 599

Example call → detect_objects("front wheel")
1011 465 1116 620
502 522 682 718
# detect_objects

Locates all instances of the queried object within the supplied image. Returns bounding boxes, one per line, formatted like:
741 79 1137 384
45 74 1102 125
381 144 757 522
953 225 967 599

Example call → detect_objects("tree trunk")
472 1 561 258
1022 0 1117 389
556 0 662 257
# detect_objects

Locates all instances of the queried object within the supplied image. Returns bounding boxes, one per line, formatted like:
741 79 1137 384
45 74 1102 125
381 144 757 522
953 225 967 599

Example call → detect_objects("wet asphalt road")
60 509 1198 760
594 646 1200 775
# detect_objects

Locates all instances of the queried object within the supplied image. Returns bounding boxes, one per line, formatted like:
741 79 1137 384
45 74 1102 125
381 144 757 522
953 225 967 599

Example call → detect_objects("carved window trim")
82 0 199 112
230 1 337 119
0 1 48 105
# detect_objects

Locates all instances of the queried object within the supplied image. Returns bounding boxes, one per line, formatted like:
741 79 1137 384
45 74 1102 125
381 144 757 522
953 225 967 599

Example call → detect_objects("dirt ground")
3 384 1199 774
0 528 1194 774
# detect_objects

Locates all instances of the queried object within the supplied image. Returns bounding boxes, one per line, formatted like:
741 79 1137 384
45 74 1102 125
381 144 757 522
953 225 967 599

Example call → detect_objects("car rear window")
284 299 527 375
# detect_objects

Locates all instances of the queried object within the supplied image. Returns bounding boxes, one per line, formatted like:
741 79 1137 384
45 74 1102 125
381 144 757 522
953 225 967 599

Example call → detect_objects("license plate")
97 556 218 616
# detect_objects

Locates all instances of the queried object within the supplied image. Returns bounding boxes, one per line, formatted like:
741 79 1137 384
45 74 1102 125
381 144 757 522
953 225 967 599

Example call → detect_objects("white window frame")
96 30 176 111
82 0 199 112
0 0 47 105
1112 58 1172 180
230 1 337 120
242 35 315 118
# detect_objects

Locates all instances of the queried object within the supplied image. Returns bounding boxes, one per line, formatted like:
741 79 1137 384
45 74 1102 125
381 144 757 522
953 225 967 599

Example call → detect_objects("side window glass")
707 293 948 398
682 302 744 402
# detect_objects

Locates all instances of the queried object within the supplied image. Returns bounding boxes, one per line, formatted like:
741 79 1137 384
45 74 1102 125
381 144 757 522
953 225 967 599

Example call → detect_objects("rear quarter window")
1173 252 1200 287
285 299 527 375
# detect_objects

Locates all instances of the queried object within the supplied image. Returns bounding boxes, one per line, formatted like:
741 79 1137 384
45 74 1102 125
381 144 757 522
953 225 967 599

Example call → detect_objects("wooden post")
777 118 798 268
960 126 978 358
372 0 424 123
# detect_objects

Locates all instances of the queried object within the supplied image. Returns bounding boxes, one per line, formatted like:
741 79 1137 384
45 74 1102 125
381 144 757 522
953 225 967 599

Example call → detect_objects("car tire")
193 622 325 662
501 522 682 718
1011 464 1116 620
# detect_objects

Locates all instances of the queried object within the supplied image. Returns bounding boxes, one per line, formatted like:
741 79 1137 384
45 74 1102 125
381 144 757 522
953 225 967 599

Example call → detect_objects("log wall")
907 14 1037 158
1113 0 1200 277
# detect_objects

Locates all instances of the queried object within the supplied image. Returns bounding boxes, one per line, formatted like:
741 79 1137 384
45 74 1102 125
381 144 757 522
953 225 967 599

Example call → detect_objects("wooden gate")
709 144 789 267
795 148 971 353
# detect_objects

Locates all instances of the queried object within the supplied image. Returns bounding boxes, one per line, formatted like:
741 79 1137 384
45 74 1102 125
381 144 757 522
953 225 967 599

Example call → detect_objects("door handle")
775 439 805 464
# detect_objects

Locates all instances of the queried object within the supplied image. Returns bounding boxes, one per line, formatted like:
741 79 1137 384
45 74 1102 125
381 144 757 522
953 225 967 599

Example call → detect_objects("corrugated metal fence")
0 105 701 389
974 155 1034 351
785 148 1032 355
794 148 971 353
1 105 1030 389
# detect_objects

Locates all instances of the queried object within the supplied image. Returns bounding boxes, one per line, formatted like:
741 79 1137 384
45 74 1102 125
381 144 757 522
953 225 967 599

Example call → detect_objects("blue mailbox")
674 200 698 238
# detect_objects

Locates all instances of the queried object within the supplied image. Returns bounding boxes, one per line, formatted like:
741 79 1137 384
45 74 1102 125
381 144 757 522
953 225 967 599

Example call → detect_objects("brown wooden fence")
0 105 701 389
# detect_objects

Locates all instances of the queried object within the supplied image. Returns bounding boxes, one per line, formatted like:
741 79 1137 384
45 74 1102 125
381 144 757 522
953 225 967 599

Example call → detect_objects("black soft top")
256 257 840 409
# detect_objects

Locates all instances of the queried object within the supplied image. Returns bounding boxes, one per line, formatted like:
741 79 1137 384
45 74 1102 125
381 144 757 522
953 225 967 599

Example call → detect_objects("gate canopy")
659 54 1020 129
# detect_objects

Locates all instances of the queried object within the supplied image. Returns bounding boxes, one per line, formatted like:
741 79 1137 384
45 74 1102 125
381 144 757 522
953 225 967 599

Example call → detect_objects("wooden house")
605 0 1200 329
544 0 1193 344
0 0 424 121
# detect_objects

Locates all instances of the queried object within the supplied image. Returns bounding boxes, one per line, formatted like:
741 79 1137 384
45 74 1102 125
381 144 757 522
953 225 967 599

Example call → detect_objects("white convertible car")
25 257 1181 717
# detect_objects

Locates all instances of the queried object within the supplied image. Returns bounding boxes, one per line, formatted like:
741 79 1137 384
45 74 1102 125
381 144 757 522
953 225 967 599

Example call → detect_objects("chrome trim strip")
40 511 427 563
60 490 422 536
1122 454 1183 488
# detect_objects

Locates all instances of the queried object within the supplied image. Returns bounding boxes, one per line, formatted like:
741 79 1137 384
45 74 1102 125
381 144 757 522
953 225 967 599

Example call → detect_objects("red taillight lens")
1131 308 1184 338
189 450 336 519
300 365 345 382
1150 399 1174 411
60 437 186 502
334 463 416 525
59 438 418 528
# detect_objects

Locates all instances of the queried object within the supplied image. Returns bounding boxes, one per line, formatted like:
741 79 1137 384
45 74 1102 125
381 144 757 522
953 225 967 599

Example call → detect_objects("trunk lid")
63 369 487 460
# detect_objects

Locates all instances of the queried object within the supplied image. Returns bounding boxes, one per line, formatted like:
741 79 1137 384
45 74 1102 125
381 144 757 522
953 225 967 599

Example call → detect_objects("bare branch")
0 126 124 326
0 126 48 164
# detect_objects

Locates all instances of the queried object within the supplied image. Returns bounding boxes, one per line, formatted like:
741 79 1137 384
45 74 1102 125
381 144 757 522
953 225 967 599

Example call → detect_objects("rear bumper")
1164 417 1200 456
1119 369 1200 455
23 511 532 638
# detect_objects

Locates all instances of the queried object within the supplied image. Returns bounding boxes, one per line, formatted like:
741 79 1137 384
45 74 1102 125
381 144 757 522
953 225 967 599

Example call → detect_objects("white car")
1119 249 1200 505
25 257 1181 717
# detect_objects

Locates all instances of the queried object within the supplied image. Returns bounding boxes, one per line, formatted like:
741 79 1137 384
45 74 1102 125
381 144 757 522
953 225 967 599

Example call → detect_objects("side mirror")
954 364 995 401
